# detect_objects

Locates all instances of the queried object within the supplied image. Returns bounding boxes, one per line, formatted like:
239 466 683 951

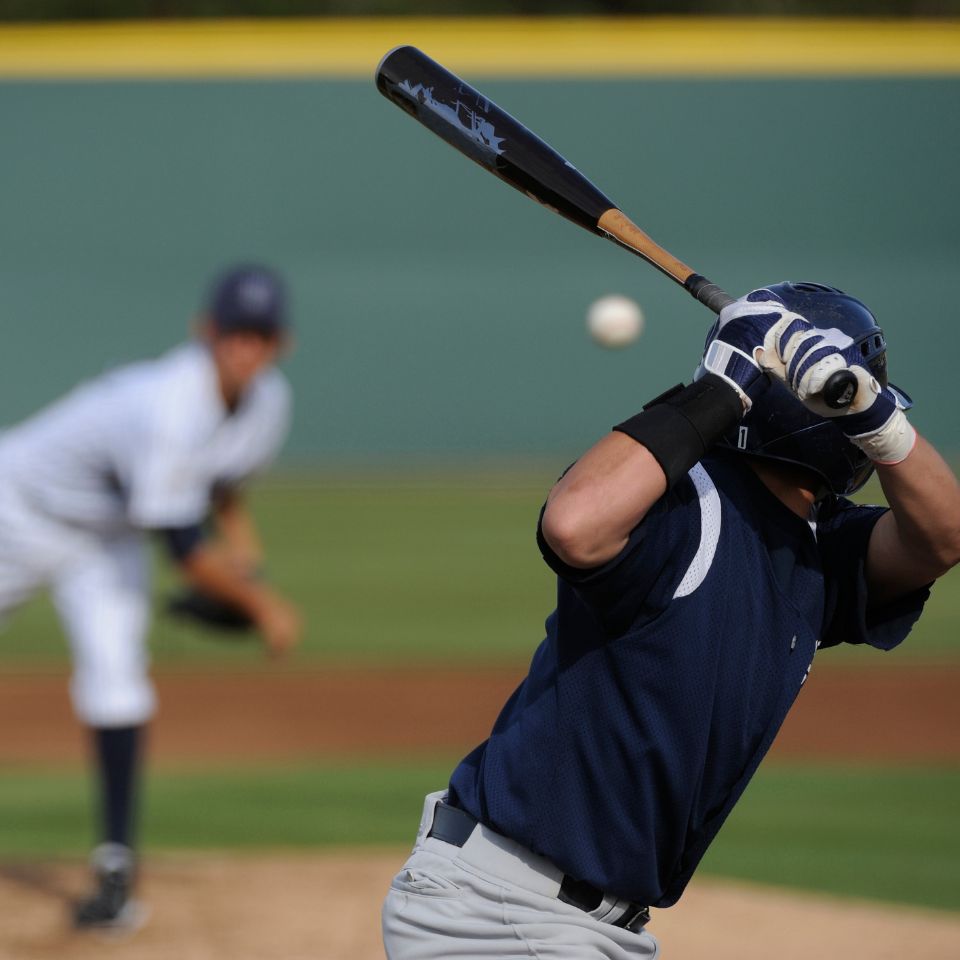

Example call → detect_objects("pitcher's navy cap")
207 265 288 334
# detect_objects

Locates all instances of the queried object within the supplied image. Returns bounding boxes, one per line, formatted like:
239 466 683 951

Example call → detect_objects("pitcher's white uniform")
0 341 290 727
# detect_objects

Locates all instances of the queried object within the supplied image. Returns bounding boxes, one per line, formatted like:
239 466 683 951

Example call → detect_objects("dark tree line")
2 1 959 23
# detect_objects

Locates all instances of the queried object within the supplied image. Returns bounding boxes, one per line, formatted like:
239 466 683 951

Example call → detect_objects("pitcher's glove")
166 589 255 633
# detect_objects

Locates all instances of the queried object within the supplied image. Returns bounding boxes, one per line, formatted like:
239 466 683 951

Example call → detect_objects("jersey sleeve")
818 497 931 651
537 473 702 634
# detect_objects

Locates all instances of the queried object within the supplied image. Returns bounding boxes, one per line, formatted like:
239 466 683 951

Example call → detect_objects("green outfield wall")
1 21 957 462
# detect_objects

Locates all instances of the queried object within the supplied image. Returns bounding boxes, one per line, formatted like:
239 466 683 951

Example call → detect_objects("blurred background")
0 3 957 958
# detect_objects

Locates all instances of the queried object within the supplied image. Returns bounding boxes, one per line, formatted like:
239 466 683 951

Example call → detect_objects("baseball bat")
375 45 857 410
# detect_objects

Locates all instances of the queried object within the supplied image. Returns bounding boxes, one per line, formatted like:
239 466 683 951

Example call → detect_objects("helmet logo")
737 426 749 449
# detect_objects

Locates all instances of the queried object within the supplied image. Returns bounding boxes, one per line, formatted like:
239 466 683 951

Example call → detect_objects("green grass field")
0 470 957 668
1 760 956 913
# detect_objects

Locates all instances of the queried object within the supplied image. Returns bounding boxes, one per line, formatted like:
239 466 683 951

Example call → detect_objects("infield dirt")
0 661 958 764
1 852 959 960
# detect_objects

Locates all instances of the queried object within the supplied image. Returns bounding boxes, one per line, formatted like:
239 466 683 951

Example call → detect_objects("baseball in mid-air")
586 294 644 349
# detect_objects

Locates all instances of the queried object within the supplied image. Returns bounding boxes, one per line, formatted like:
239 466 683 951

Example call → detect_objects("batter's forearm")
869 435 960 594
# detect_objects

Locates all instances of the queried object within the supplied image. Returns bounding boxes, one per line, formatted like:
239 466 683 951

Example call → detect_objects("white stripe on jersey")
673 463 722 599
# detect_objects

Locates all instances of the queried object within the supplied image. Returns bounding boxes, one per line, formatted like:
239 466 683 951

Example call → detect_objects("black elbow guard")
613 374 744 489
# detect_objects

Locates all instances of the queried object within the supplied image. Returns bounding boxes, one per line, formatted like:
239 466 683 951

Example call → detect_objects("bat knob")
822 369 858 410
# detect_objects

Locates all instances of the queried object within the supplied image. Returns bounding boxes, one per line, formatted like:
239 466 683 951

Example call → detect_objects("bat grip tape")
684 274 735 315
614 374 744 489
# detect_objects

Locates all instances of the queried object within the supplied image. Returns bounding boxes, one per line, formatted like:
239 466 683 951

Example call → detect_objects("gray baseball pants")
382 792 660 960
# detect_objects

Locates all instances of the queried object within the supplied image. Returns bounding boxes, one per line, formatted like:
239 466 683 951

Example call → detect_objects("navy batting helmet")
706 281 912 495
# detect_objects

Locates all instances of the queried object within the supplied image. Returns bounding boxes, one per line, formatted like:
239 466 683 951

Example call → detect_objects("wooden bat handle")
597 209 694 284
597 208 734 315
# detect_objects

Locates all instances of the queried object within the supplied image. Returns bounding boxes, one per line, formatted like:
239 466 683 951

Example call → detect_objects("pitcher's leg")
53 535 152 931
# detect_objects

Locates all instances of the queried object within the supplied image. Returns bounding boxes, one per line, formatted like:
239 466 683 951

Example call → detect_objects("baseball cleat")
72 843 148 934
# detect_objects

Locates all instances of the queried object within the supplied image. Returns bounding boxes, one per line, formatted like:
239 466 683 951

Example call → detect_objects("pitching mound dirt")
1 851 958 960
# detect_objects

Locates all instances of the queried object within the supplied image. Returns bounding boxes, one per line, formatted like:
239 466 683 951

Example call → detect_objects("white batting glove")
698 295 802 411
745 295 917 465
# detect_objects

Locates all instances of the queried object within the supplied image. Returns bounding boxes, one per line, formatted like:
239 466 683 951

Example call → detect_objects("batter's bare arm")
867 436 960 598
542 435 666 569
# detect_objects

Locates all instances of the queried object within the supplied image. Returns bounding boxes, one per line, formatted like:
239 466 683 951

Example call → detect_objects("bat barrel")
376 45 617 234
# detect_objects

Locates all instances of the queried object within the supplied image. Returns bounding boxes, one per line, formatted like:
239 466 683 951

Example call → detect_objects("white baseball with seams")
587 295 644 348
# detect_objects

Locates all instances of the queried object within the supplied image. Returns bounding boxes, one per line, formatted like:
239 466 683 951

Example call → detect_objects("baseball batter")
382 282 960 958
0 264 300 930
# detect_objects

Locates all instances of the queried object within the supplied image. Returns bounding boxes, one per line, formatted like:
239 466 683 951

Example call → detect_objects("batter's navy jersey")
448 451 929 908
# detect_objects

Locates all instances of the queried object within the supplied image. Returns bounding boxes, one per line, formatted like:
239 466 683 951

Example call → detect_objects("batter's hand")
698 292 796 410
740 288 917 464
